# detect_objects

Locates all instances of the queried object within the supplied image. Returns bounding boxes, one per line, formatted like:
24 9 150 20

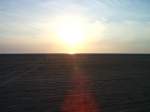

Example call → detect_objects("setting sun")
52 14 87 53
57 22 85 46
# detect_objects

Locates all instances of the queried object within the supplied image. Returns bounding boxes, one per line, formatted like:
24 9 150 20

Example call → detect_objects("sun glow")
53 14 87 53
57 22 85 46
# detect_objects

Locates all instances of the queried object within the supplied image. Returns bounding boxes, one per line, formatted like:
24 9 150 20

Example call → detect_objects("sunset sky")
0 0 150 53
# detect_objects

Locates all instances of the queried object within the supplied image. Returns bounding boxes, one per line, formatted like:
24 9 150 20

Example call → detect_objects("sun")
57 22 84 46
53 15 86 53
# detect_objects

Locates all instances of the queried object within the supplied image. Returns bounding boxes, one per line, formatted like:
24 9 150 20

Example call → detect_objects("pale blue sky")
0 0 150 53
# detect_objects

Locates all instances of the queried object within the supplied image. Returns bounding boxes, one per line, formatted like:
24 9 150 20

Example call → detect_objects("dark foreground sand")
0 54 150 112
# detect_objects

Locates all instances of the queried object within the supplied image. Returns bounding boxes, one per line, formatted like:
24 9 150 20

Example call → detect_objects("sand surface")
0 54 150 112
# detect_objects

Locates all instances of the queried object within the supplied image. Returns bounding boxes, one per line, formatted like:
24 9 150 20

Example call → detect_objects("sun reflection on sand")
61 59 101 112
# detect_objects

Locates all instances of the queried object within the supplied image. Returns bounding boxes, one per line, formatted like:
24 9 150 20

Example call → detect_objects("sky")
0 0 150 53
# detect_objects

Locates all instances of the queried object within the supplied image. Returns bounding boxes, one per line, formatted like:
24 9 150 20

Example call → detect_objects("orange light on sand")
61 69 100 112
